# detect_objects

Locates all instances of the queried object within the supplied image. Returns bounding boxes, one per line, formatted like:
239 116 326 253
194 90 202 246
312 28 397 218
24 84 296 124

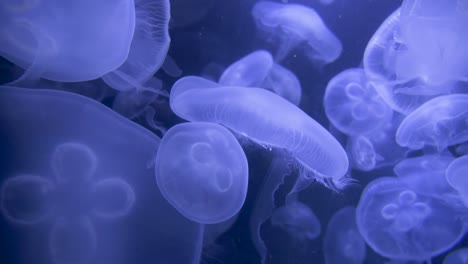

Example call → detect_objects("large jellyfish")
0 0 135 83
324 68 393 135
356 177 465 261
444 248 468 264
251 1 342 64
154 122 249 224
323 206 366 264
396 94 468 151
446 155 468 206
270 200 321 241
102 0 170 91
0 86 203 264
219 50 302 105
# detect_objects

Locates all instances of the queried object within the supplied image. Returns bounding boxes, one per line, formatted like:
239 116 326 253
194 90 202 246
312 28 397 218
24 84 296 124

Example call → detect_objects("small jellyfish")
262 63 302 105
396 94 468 151
270 201 321 241
0 0 135 82
323 206 366 264
357 177 465 260
251 1 342 63
1 174 53 225
347 135 380 171
170 76 349 188
444 248 468 264
154 122 249 224
446 155 468 205
102 0 170 91
219 50 274 87
324 68 393 135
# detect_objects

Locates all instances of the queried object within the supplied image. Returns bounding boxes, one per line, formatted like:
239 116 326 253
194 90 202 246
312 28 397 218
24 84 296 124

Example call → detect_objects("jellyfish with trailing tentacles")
324 68 393 136
251 1 342 64
324 206 366 264
154 122 249 224
396 94 468 151
0 0 135 84
357 177 465 261
0 86 203 264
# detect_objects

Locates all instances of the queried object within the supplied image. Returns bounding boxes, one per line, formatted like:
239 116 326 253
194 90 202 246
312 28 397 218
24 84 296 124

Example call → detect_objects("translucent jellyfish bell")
324 68 393 135
154 122 249 224
263 63 302 105
102 0 170 91
396 94 468 151
444 248 468 264
446 155 468 203
170 76 349 188
323 206 366 264
356 177 465 261
0 0 135 82
270 201 321 241
251 1 342 63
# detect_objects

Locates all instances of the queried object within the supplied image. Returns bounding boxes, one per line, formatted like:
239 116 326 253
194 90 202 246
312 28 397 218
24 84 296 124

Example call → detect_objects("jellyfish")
443 248 468 264
323 206 366 264
170 76 349 188
446 155 468 206
356 177 465 261
262 63 302 105
0 86 203 263
324 68 393 135
0 0 135 83
270 200 321 241
251 1 342 63
102 0 170 91
347 135 380 171
396 94 468 151
154 122 249 224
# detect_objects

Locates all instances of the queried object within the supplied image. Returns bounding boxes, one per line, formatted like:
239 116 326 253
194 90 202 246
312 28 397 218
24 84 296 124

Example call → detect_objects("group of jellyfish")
0 0 468 263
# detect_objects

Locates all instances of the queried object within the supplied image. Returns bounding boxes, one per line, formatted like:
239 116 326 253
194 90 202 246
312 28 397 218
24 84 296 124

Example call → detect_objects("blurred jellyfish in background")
396 94 468 151
444 248 468 264
251 1 342 64
324 68 393 136
357 177 466 261
154 122 249 224
219 50 302 105
0 0 135 83
270 200 321 241
323 206 366 264
102 0 170 92
0 86 203 264
446 155 468 207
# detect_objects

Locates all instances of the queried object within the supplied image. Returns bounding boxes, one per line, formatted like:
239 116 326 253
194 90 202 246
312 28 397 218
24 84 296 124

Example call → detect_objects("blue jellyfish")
102 0 170 91
0 86 203 264
263 63 302 105
323 206 366 264
155 122 249 224
324 68 393 135
251 1 342 63
356 177 465 261
0 0 135 83
444 248 468 264
270 200 321 241
396 94 468 151
170 76 349 188
446 155 468 206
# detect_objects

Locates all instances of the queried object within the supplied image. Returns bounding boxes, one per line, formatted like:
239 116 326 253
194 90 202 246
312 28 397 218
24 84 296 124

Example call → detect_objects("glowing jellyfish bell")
0 0 135 82
324 68 393 135
154 122 249 224
251 1 342 63
396 94 468 151
102 0 170 91
270 201 321 241
323 206 366 264
446 155 468 206
357 177 465 261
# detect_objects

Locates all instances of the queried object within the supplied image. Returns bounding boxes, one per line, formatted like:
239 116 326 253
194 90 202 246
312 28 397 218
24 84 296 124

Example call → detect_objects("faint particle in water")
251 1 342 63
170 76 349 189
323 206 366 264
443 248 468 264
324 68 393 135
154 122 249 224
270 200 321 241
356 177 465 261
102 0 170 91
396 94 468 151
0 0 135 82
